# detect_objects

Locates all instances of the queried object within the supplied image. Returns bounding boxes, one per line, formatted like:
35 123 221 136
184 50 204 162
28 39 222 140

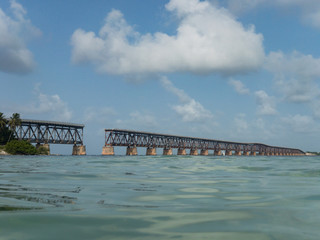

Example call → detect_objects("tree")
5 140 37 155
0 112 7 129
0 112 11 145
8 113 21 141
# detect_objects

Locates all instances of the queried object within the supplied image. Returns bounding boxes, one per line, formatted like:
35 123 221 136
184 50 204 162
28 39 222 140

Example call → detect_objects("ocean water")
1 155 320 240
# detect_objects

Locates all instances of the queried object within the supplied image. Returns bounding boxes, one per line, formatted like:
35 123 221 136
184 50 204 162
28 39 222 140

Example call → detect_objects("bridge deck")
104 129 305 155
14 119 84 145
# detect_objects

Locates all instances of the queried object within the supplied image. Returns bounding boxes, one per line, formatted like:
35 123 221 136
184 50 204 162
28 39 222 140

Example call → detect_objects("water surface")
1 155 320 239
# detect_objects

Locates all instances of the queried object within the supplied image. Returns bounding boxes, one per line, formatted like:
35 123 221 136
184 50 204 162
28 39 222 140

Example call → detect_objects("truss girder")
14 120 84 145
104 129 304 155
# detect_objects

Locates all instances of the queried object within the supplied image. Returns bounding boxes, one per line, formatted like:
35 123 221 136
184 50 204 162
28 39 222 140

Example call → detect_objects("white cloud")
71 0 264 76
84 107 116 123
281 114 316 133
0 0 40 74
28 92 72 121
5 86 73 121
228 79 250 95
266 51 320 103
254 90 277 115
160 76 214 122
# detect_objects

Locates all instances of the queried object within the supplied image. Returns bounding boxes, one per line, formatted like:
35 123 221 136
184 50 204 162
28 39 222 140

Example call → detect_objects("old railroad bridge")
12 120 305 156
14 119 85 155
102 129 305 156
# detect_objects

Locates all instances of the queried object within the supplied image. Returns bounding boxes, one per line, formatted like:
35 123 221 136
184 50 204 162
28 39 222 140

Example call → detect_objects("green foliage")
0 127 13 145
0 112 21 145
5 140 37 155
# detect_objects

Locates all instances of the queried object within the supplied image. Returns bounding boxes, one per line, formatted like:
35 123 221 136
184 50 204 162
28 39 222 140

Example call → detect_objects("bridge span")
102 129 305 156
14 119 86 155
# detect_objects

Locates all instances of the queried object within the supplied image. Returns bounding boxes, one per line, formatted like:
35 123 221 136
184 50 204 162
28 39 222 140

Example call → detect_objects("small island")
0 112 49 155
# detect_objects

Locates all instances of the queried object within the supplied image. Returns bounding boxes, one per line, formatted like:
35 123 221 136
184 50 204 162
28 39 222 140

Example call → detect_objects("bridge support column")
72 145 86 155
214 150 221 156
243 151 250 156
190 149 198 156
127 146 138 156
36 143 50 155
250 151 256 156
177 148 186 155
259 152 265 156
200 149 208 156
163 148 172 156
235 151 241 156
102 146 114 155
225 150 232 156
146 147 156 156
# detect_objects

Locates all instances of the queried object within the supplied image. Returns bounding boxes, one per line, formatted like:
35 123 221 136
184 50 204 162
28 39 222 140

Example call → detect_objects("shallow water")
1 155 320 239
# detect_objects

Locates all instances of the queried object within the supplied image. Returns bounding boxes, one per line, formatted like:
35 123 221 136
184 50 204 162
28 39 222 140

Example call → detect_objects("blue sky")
1 0 320 154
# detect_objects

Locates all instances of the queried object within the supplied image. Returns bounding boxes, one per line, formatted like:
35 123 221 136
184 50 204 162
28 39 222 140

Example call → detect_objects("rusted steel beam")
14 119 84 145
104 129 305 155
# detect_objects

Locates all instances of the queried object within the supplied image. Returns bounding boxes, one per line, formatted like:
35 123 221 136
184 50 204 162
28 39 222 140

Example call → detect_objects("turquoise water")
1 155 320 240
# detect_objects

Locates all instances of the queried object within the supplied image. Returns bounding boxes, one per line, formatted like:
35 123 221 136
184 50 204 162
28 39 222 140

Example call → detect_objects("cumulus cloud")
161 76 214 122
266 51 320 103
228 79 250 95
0 0 40 74
254 90 277 115
27 92 72 121
71 0 264 76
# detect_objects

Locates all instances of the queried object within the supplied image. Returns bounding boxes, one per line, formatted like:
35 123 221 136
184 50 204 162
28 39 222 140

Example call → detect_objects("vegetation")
5 140 37 155
0 112 21 144
0 113 50 155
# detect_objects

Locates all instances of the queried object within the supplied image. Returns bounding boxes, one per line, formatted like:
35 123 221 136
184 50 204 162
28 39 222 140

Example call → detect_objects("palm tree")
8 113 21 141
0 112 7 129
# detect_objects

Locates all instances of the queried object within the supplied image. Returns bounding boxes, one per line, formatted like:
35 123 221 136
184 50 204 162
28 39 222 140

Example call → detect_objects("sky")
1 0 320 155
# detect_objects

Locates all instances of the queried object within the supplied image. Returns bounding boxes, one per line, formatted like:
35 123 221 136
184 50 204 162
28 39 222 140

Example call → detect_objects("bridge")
13 119 86 155
102 129 305 156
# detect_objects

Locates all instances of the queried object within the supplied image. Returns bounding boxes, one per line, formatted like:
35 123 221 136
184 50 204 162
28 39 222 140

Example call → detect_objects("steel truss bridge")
104 129 305 156
14 119 84 145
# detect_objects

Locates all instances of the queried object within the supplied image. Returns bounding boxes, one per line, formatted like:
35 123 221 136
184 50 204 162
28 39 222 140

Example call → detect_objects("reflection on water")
1 155 320 239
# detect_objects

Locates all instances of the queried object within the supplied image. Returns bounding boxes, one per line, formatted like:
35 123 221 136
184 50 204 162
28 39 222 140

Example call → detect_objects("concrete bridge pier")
102 145 114 155
235 150 241 156
163 148 172 155
200 149 208 156
259 152 265 156
225 150 232 156
250 151 257 156
177 148 186 155
72 145 86 155
146 147 157 156
190 149 198 156
127 146 138 156
214 150 221 156
36 143 50 155
243 151 250 156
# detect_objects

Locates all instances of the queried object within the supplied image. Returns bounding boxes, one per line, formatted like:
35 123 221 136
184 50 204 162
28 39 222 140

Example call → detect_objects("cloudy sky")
1 0 320 154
